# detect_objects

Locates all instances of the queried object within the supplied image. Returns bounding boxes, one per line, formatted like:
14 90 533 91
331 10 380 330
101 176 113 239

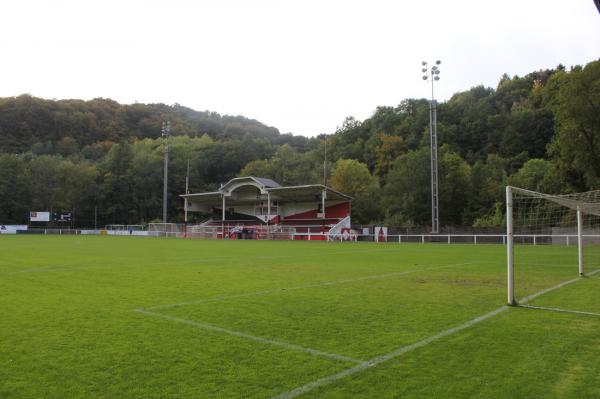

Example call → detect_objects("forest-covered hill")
0 59 598 228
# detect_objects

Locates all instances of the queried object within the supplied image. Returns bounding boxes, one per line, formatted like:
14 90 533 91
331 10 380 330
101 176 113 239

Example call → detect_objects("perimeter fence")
5 225 599 246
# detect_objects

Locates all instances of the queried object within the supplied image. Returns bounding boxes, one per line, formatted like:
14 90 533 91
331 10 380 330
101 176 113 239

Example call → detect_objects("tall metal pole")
577 206 584 276
162 120 171 223
430 98 439 234
422 61 441 233
184 159 190 223
323 139 328 187
184 159 189 238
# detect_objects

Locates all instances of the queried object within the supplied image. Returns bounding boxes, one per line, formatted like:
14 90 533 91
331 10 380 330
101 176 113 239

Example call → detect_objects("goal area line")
518 304 600 318
270 268 599 399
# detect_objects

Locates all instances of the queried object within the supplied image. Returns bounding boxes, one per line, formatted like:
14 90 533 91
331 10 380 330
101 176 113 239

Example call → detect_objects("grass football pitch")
1 235 600 398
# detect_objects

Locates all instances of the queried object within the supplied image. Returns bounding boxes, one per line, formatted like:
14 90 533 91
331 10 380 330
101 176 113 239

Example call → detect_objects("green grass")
1 236 599 398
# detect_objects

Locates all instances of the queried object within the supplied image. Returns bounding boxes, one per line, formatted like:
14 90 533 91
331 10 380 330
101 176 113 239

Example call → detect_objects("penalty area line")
134 308 365 365
270 270 598 399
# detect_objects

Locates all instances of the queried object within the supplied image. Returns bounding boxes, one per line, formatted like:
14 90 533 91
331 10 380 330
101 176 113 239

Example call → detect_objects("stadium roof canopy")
181 176 352 204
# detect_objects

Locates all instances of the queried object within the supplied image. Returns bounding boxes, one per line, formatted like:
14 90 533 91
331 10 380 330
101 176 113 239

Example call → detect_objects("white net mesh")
148 223 183 233
510 187 600 309
512 187 600 244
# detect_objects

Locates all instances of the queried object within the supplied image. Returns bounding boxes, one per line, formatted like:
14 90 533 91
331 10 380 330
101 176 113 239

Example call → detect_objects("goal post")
148 223 181 233
148 223 184 237
506 186 600 306
506 186 515 305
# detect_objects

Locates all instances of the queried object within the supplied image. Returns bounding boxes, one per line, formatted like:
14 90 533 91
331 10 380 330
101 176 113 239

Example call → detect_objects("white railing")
292 232 600 245
7 228 600 245
326 216 351 241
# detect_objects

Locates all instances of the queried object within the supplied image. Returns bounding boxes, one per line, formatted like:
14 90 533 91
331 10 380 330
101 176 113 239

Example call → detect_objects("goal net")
148 223 184 237
506 186 600 311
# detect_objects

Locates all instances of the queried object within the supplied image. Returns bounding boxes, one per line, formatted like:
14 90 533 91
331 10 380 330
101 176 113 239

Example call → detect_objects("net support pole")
506 186 516 306
577 206 584 276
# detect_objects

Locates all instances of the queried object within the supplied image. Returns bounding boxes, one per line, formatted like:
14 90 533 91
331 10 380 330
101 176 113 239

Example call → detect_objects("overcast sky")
1 0 598 137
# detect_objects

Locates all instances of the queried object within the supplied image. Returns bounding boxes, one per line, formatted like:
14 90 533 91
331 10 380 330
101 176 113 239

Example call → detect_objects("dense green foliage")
2 236 600 398
0 60 598 227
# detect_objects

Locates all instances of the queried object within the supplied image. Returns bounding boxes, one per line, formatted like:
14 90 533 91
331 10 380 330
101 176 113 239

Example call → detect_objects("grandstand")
182 176 353 240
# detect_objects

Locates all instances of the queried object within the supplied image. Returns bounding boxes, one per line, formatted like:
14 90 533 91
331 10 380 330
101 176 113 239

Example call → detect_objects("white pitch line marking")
518 268 600 304
2 245 466 276
148 245 474 268
270 269 599 399
134 308 366 365
519 305 600 318
146 261 482 310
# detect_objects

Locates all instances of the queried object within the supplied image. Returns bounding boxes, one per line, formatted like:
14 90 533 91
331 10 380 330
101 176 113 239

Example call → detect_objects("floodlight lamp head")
434 76 440 81
432 66 438 71
421 68 427 73
435 70 440 75
436 60 441 65
162 120 171 137
422 76 428 80
422 61 427 66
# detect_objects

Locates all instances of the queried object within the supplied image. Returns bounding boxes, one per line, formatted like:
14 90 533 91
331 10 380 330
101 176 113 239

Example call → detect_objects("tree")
466 154 508 224
0 154 31 223
383 146 471 227
331 159 381 224
130 141 163 222
473 202 504 228
27 155 61 210
56 136 79 157
331 159 374 194
438 145 472 225
383 148 430 226
374 134 405 177
239 144 319 186
507 158 567 194
546 61 600 188
100 142 134 223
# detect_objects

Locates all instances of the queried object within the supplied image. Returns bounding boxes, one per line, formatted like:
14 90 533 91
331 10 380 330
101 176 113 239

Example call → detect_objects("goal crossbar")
510 186 600 216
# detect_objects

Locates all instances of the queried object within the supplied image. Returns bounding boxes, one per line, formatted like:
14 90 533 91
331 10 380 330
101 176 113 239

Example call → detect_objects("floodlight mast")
162 120 171 223
422 60 441 233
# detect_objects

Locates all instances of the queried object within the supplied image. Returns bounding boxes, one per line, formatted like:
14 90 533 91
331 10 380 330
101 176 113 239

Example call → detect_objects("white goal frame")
148 222 181 233
506 186 588 306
